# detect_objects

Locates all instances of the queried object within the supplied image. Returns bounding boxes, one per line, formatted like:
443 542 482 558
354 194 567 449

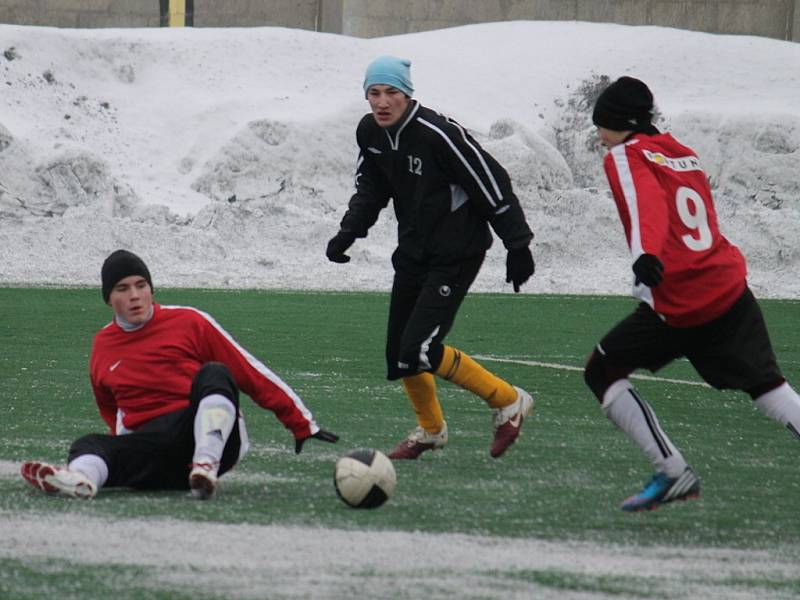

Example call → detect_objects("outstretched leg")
436 345 533 458
20 460 100 499
752 381 800 440
585 349 699 511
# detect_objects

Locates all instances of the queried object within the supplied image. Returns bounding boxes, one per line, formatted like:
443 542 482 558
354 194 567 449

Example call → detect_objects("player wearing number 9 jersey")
583 77 800 512
603 123 746 326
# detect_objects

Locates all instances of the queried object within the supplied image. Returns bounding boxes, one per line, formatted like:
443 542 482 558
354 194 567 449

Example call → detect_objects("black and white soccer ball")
334 448 396 509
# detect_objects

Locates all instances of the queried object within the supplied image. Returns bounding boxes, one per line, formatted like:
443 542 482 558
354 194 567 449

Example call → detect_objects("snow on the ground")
3 510 797 599
0 22 798 297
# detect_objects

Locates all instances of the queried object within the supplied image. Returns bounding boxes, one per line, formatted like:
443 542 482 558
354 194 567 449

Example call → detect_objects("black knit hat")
592 76 654 132
101 249 153 303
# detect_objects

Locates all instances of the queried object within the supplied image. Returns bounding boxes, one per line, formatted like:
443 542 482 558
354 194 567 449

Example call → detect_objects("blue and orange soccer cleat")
621 466 701 512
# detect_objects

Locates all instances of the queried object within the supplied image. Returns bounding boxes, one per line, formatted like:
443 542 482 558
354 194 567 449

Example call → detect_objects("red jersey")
603 132 747 326
89 303 317 439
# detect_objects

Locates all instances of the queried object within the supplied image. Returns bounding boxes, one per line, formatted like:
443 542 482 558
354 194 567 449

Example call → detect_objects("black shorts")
597 287 782 392
385 250 484 380
69 362 242 490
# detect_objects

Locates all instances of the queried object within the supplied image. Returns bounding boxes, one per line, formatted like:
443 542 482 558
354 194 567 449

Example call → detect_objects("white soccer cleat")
189 463 218 500
21 461 97 499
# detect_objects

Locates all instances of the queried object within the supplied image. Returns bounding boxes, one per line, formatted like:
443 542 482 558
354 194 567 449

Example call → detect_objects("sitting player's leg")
20 455 102 500
187 362 241 499
21 434 115 499
585 306 699 511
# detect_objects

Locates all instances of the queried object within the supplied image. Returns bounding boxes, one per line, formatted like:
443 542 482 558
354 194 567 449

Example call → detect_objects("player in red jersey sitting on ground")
22 249 337 500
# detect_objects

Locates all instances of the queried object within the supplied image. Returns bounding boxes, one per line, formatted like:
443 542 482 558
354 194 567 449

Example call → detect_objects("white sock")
602 379 687 477
192 394 236 473
755 382 800 439
68 454 108 488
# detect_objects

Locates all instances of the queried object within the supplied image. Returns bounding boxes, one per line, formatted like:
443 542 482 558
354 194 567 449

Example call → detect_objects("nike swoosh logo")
367 147 382 154
109 360 122 372
508 412 522 428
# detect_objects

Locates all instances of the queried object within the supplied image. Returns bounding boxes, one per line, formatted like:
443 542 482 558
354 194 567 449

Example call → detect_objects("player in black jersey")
327 55 536 459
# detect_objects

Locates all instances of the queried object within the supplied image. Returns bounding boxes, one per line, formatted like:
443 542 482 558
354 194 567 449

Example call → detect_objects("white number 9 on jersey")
676 186 712 251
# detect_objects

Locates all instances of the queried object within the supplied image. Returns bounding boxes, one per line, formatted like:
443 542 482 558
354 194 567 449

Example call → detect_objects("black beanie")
101 249 153 303
592 76 654 132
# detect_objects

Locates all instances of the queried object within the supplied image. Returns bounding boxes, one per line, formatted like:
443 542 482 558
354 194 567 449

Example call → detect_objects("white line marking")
474 355 710 388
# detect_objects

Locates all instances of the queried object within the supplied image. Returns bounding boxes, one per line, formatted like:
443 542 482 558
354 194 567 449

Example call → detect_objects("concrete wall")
341 0 800 41
0 0 159 28
0 0 797 41
0 0 325 29
193 0 318 29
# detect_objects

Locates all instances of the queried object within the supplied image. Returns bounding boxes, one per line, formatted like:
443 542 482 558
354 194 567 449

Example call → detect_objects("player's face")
367 85 410 128
109 275 153 325
597 127 631 149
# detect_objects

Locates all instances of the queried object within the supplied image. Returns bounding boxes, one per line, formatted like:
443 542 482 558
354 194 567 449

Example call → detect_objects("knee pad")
68 433 112 464
584 350 631 402
746 378 786 400
397 340 444 374
386 346 428 381
191 362 239 406
396 345 422 375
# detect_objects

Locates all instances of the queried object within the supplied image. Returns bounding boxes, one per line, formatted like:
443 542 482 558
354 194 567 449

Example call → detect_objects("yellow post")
169 0 186 27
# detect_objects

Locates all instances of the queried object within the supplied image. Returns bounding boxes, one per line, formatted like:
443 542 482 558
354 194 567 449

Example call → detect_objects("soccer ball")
334 448 396 509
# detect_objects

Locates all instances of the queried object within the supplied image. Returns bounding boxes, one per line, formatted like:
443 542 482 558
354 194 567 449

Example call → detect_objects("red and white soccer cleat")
21 461 97 499
189 462 219 500
387 422 448 460
490 386 534 458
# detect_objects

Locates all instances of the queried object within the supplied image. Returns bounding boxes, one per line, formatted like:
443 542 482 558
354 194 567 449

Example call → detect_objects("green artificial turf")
1 287 799 553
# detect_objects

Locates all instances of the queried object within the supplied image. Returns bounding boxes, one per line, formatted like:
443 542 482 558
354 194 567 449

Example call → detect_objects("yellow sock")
402 372 445 433
435 346 517 409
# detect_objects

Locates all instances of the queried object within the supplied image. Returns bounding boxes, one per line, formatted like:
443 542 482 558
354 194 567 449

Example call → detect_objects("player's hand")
632 253 664 287
326 231 356 263
295 429 340 454
505 246 535 293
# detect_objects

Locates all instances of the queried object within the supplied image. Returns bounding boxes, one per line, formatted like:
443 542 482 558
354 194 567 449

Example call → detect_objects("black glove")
295 428 339 454
632 253 664 287
326 231 356 264
505 246 535 293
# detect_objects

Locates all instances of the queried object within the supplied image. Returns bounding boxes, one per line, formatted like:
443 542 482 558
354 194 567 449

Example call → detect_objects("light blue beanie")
363 55 414 98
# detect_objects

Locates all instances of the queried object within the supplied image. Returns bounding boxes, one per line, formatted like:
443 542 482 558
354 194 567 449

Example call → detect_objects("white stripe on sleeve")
164 306 317 431
418 117 499 207
610 146 653 306
611 144 643 258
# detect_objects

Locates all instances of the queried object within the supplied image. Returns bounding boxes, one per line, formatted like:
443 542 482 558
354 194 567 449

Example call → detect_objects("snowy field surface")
1 461 798 600
0 21 798 296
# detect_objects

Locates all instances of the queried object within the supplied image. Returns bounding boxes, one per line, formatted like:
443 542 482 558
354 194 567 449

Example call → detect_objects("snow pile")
0 22 798 296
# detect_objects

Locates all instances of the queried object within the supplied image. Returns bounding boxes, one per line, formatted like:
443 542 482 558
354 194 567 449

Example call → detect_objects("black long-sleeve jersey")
339 100 533 264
